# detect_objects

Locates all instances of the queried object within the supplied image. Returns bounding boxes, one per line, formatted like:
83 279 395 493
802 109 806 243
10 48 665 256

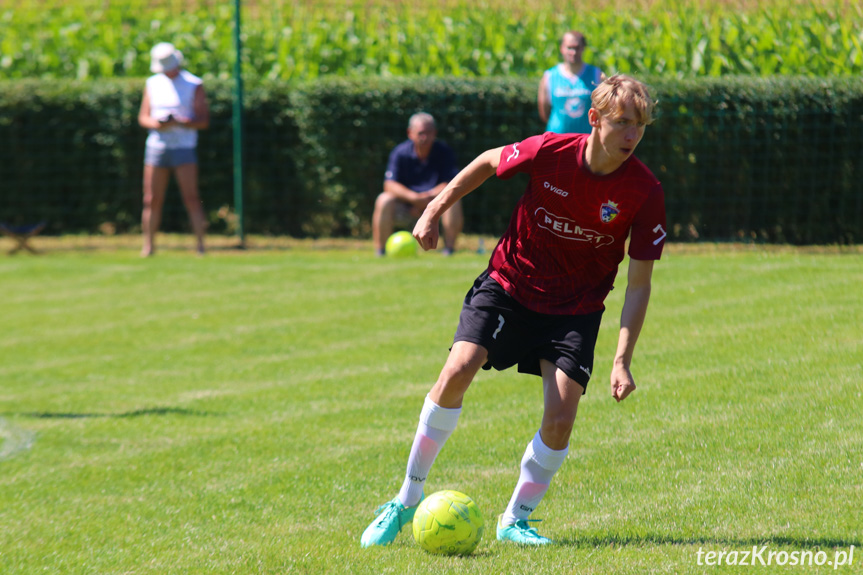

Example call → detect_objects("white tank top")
145 69 202 150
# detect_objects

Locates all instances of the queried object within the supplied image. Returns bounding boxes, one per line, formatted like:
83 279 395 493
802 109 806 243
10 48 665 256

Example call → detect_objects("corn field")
2 0 861 80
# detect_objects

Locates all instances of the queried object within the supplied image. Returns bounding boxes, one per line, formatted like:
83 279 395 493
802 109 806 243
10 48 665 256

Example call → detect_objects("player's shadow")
556 532 862 549
17 407 221 419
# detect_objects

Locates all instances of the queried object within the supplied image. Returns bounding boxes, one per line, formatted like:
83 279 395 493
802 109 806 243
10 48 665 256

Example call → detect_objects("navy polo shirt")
384 140 459 192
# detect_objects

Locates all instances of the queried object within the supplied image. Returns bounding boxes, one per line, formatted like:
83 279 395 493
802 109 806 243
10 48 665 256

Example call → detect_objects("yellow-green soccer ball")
385 231 418 257
412 490 484 556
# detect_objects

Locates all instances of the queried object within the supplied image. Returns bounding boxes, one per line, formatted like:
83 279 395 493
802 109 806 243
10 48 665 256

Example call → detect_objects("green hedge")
1 76 861 243
0 79 298 236
637 76 863 243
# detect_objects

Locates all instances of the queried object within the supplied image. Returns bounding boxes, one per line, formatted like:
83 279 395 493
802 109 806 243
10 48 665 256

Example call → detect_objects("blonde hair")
591 74 657 125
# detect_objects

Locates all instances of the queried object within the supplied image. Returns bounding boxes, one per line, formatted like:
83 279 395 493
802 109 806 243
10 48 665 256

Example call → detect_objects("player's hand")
610 363 636 402
412 211 439 251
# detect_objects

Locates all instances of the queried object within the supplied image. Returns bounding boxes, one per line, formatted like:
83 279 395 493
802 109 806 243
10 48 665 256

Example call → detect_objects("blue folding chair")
0 222 46 255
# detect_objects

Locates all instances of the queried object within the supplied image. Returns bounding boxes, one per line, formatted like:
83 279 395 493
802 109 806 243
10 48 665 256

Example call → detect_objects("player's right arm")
413 147 503 251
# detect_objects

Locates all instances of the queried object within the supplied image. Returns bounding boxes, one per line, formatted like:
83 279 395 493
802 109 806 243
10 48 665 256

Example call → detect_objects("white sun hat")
150 42 183 73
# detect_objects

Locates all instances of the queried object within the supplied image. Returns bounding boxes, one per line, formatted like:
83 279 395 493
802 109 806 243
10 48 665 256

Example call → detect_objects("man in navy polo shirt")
372 113 463 256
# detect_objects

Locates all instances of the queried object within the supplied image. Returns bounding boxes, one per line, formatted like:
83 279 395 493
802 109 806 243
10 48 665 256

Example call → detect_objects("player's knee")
438 361 475 390
541 416 575 447
435 355 485 401
446 344 487 376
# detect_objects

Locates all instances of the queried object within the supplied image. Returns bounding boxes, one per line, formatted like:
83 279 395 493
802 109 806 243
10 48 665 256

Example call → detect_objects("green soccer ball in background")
412 490 484 556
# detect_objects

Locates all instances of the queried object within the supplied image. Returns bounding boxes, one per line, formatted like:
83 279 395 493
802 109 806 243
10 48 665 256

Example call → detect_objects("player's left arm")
425 181 449 199
408 182 450 217
610 257 654 403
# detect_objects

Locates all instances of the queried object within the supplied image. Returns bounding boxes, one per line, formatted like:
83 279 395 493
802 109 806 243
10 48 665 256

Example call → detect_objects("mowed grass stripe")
0 245 860 574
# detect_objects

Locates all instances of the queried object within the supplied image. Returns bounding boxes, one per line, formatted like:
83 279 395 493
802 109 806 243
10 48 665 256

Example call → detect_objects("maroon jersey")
490 132 666 315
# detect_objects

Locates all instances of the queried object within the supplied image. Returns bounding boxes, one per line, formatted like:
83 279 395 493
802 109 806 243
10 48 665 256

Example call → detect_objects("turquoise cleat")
360 496 422 548
496 516 554 546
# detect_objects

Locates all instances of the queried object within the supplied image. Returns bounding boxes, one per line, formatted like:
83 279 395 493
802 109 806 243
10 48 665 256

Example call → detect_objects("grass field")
0 238 861 574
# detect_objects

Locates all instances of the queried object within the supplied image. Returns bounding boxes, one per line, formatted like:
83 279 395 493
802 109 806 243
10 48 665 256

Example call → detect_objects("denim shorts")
144 146 197 168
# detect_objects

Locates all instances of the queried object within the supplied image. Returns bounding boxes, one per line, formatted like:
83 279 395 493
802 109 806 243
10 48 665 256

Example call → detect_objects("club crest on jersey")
600 201 620 223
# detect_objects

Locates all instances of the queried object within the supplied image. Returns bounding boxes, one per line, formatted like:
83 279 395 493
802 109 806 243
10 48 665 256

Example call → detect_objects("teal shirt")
544 64 603 134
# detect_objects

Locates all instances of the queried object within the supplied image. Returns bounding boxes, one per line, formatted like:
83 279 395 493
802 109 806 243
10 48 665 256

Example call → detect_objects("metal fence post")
232 0 245 246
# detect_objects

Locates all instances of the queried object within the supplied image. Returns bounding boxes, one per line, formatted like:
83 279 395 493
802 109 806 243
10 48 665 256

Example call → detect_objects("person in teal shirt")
538 31 605 134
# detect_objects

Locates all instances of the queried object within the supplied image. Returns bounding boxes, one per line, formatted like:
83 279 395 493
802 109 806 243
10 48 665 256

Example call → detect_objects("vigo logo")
544 181 569 197
535 207 614 246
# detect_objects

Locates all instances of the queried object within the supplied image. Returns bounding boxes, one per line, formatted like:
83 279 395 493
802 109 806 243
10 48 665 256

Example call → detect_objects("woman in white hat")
137 42 210 256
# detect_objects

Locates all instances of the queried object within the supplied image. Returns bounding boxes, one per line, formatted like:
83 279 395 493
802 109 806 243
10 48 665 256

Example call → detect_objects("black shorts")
453 270 603 391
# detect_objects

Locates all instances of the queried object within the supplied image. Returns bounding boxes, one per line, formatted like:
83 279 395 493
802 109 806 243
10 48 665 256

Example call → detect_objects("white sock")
397 395 461 507
502 431 568 525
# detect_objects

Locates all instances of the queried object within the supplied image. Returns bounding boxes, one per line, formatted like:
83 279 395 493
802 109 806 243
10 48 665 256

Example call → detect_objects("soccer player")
361 75 667 547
